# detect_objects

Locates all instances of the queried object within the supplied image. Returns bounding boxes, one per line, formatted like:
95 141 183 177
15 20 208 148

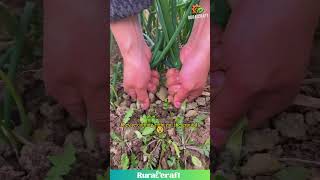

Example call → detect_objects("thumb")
136 88 150 110
83 87 108 132
173 87 189 108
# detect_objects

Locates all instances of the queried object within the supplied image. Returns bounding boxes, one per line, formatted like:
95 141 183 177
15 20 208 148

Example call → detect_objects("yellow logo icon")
156 125 164 133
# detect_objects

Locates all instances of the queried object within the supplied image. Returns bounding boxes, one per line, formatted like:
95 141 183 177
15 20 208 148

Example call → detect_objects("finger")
50 86 86 125
136 88 150 110
83 86 108 132
166 68 179 78
187 89 203 102
151 77 159 87
247 85 300 129
166 76 180 87
168 84 181 95
212 71 226 97
152 70 160 79
173 87 189 108
125 89 137 100
147 83 157 93
168 95 173 103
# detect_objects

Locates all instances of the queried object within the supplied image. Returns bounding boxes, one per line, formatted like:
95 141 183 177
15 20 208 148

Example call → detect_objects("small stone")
64 131 84 149
156 100 162 105
39 103 64 122
185 110 198 118
120 100 130 107
167 128 175 137
240 153 281 176
245 129 279 152
196 97 206 106
122 94 129 100
124 129 135 140
202 91 210 96
186 102 197 111
130 103 137 109
271 145 283 157
149 93 155 103
305 111 320 125
116 106 128 117
156 87 168 101
274 113 306 139
136 101 141 110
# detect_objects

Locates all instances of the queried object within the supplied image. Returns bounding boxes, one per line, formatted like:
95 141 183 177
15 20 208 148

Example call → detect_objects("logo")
192 4 205 15
189 4 208 20
156 125 164 134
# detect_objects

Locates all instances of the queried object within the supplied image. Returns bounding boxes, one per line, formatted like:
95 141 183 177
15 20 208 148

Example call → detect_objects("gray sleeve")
110 0 153 21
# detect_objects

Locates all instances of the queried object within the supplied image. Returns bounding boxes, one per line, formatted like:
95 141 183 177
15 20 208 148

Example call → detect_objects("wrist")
111 16 146 58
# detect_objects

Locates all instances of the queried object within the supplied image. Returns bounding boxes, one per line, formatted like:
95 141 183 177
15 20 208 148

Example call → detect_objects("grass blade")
0 70 31 136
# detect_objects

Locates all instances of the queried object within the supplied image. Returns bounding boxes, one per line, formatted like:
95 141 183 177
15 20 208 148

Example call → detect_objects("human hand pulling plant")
166 0 210 108
111 16 160 110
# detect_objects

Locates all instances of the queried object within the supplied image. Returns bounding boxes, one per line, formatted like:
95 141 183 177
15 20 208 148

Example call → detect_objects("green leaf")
172 141 180 158
120 154 129 169
142 127 155 136
20 2 35 34
274 167 310 180
84 120 96 150
140 114 148 124
46 144 76 180
134 131 143 139
225 118 247 162
191 156 202 168
123 109 134 124
0 70 31 136
194 115 207 125
167 156 176 167
202 138 210 157
111 132 122 142
175 115 184 137
130 154 139 168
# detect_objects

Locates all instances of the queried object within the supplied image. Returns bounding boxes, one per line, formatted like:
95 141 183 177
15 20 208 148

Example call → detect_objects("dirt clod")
305 110 320 125
0 166 25 180
64 131 85 149
274 113 306 139
39 103 64 122
156 87 168 101
245 129 279 152
149 93 156 103
196 97 206 106
185 110 198 118
19 142 62 179
186 102 198 111
240 153 281 176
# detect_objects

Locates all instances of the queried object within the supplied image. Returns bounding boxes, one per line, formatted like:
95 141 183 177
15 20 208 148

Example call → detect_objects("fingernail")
142 104 148 110
174 102 181 108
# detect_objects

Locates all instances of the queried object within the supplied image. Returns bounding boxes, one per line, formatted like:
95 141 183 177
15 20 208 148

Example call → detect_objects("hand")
213 0 320 149
43 0 107 131
111 16 159 110
166 44 210 108
166 0 210 108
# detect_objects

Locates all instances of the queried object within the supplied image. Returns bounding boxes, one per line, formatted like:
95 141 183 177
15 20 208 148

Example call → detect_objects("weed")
45 144 76 180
